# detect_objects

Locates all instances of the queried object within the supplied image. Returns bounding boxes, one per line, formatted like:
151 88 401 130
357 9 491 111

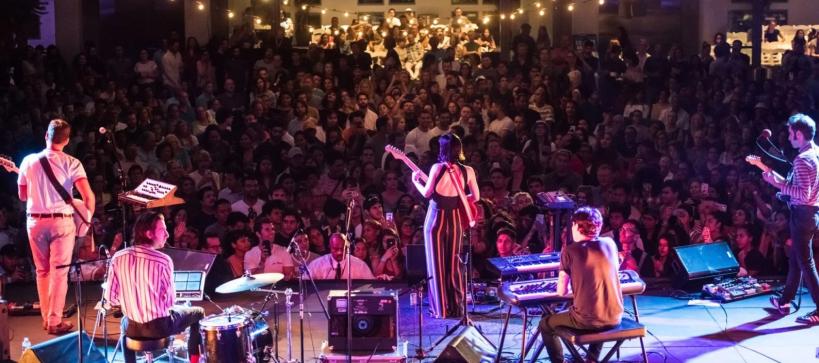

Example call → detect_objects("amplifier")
327 289 398 353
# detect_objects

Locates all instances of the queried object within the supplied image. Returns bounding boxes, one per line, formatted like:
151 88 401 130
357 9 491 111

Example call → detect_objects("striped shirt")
775 142 819 207
104 245 175 323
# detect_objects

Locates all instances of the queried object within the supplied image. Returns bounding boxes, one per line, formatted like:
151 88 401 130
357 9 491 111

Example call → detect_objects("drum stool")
124 336 174 363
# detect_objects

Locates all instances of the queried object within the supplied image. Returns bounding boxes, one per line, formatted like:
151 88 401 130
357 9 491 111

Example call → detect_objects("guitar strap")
38 156 90 225
444 163 472 218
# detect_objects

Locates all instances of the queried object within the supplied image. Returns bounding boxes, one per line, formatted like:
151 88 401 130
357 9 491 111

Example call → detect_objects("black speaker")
434 326 497 363
327 290 398 352
19 331 106 363
671 241 739 289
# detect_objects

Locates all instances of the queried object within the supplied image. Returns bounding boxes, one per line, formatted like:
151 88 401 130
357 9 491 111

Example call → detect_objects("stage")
3 280 818 362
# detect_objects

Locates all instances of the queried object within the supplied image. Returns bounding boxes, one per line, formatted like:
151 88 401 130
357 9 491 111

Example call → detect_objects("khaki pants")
27 216 75 327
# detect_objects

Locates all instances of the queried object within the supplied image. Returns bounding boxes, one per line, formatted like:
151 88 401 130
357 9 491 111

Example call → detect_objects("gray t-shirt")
560 236 624 328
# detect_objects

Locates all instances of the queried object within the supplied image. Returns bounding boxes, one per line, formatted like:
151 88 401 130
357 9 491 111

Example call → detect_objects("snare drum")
200 312 273 363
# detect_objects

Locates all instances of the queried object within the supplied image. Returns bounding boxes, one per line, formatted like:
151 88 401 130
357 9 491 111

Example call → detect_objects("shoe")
796 310 819 324
769 296 791 314
47 321 74 335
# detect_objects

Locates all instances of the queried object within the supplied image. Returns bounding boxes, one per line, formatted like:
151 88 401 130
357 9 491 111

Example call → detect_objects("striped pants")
424 202 466 319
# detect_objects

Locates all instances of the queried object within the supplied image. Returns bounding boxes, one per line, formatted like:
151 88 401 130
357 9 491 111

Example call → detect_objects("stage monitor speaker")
0 300 8 360
434 326 497 363
327 289 398 353
18 331 106 363
671 241 739 289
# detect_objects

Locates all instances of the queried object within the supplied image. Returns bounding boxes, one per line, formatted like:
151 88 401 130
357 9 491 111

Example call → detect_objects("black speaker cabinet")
327 289 398 352
434 326 497 363
0 300 8 361
18 331 106 363
671 241 740 289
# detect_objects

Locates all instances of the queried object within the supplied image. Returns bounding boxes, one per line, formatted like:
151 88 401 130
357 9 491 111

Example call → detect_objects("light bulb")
321 8 327 14
343 12 349 17
227 10 234 18
599 0 605 4
301 4 307 10
535 2 541 8
539 9 545 16
510 13 516 20
517 8 524 14
500 14 506 20
196 1 204 11
568 3 575 11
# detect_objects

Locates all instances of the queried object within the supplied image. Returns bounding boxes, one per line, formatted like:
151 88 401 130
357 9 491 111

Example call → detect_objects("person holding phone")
374 228 403 280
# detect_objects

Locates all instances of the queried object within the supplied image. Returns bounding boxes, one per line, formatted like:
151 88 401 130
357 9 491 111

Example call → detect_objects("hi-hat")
216 272 285 294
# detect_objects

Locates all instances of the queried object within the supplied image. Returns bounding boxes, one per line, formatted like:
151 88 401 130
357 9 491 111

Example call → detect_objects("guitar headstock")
745 154 763 168
384 144 407 161
0 155 18 173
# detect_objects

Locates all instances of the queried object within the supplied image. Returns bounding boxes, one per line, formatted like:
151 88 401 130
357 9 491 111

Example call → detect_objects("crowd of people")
1 12 819 291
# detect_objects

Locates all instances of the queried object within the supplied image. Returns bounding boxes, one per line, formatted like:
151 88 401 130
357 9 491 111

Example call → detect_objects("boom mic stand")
343 197 356 363
289 234 330 363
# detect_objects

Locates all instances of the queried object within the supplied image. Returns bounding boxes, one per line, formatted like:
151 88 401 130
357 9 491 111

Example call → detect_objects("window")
358 0 383 4
452 0 478 4
390 0 415 4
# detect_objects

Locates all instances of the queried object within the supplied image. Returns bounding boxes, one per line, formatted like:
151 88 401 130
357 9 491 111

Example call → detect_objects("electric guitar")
0 156 93 237
384 145 479 227
745 154 791 205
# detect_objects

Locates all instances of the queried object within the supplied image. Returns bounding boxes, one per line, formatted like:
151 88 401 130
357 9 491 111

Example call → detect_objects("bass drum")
200 313 254 363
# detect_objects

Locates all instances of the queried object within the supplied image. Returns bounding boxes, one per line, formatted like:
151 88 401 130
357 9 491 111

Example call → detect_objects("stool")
124 336 174 363
555 318 646 363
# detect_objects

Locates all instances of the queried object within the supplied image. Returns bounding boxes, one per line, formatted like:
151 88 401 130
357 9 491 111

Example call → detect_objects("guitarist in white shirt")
411 133 480 319
17 119 96 335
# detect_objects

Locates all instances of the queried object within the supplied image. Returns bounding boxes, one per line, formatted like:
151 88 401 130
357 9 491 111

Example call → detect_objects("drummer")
104 211 205 363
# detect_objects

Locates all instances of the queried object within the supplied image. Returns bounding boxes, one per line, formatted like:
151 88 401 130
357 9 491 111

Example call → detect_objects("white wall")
29 0 56 47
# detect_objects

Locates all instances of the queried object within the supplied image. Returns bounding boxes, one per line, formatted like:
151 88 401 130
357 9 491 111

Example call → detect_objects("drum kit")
190 272 299 363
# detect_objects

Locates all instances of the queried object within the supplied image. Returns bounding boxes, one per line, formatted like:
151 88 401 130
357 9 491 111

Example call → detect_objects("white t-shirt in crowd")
18 149 87 214
231 198 265 218
244 243 294 274
307 254 374 280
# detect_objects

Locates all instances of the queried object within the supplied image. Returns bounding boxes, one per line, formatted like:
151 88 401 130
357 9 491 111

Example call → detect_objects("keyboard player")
538 207 623 363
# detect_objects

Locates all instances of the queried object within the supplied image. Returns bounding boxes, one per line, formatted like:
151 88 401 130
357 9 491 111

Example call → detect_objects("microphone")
758 128 772 141
99 127 113 143
99 245 111 259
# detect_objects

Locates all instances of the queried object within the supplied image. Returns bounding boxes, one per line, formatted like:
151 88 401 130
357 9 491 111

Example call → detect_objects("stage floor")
4 281 818 362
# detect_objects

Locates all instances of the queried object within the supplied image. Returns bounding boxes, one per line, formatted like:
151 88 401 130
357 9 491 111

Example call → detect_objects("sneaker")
47 321 75 335
769 296 791 314
796 310 819 324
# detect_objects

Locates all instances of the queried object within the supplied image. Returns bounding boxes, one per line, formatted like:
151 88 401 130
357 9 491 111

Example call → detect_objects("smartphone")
386 212 394 222
701 183 709 194
385 237 396 248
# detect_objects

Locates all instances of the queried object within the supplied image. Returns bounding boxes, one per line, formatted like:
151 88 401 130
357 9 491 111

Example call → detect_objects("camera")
385 238 396 248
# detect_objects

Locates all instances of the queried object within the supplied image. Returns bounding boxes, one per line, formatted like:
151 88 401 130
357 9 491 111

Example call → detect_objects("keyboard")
499 270 646 306
536 191 577 210
488 253 561 277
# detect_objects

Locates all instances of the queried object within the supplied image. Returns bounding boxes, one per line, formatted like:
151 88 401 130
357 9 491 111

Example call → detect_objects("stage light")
255 17 262 24
599 0 605 4
568 3 575 11
539 9 545 16
535 2 541 8
227 10 235 18
510 13 516 20
482 16 490 24
344 12 349 17
517 8 524 14
195 1 204 10
283 0 288 4
500 14 506 20
301 4 307 10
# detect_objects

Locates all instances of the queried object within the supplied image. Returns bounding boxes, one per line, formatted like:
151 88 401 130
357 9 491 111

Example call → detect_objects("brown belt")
28 213 73 218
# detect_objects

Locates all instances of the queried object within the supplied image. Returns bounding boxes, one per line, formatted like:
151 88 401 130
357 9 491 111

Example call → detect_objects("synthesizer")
488 253 561 277
536 191 576 210
118 178 185 209
499 269 646 306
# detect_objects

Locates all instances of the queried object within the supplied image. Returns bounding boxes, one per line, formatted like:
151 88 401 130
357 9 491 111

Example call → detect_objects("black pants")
122 306 205 363
539 311 611 363
781 206 819 307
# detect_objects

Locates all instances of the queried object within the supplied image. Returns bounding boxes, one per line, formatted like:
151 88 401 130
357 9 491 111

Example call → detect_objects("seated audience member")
650 234 676 278
733 226 766 276
496 227 528 257
244 217 295 277
374 228 403 280
0 244 32 284
290 230 319 266
619 219 647 272
225 229 254 278
308 233 375 279
202 231 234 295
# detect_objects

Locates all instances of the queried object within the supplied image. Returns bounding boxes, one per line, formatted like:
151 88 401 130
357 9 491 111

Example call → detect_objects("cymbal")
216 273 285 294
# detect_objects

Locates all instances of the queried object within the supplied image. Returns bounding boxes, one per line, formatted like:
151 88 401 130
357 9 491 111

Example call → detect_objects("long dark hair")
437 133 465 163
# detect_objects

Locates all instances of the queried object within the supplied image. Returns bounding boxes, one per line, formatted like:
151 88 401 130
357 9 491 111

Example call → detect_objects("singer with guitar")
753 113 819 324
16 119 95 334
409 133 480 319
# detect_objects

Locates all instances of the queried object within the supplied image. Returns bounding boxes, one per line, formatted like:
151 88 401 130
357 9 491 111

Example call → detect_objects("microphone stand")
343 198 356 363
57 256 111 363
90 247 113 361
104 129 130 248
289 236 330 363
